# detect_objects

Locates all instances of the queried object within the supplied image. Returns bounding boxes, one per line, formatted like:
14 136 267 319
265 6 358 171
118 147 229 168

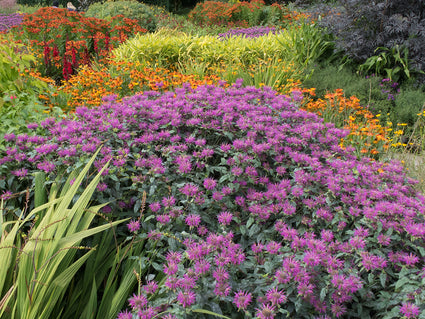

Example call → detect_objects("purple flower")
11 168 28 177
161 196 176 207
214 282 231 297
194 259 210 274
217 211 233 225
265 241 281 254
233 290 252 310
256 303 276 319
203 178 217 190
185 214 201 227
266 287 287 306
176 290 196 307
96 183 108 191
128 293 148 311
36 161 55 173
127 220 140 232
331 303 347 318
27 123 39 130
179 183 198 197
149 201 161 212
116 310 132 319
143 280 158 294
137 306 156 319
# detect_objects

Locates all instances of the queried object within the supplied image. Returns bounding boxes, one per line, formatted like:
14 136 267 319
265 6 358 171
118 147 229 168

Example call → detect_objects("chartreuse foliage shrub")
0 151 129 318
84 0 158 32
1 83 424 318
112 21 333 79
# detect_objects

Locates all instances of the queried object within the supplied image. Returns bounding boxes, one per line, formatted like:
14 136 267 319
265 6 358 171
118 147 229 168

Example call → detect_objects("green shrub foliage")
85 0 158 32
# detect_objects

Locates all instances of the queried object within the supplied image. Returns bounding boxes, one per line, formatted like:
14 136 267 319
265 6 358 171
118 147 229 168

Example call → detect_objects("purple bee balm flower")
176 290 196 307
185 214 201 228
36 161 56 173
128 293 148 311
143 280 158 294
116 310 132 319
149 201 161 212
331 303 347 318
27 123 38 130
161 196 176 207
203 177 217 190
265 287 287 306
256 303 276 319
217 211 233 225
214 282 231 297
127 220 140 232
179 183 198 197
265 241 281 254
11 168 28 177
194 259 210 274
233 290 252 310
137 306 156 319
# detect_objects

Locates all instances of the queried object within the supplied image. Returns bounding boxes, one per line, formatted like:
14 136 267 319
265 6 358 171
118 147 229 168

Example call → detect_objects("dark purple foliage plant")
1 81 425 318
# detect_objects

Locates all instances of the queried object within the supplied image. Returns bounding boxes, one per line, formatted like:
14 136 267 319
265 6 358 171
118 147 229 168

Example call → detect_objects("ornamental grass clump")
0 82 424 318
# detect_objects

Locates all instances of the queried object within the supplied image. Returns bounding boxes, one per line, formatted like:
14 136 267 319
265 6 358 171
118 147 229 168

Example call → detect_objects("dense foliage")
1 82 425 318
188 0 299 28
84 0 158 32
316 0 425 82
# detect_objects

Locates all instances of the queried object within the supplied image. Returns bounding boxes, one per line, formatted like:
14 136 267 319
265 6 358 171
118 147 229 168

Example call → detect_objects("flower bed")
1 82 424 318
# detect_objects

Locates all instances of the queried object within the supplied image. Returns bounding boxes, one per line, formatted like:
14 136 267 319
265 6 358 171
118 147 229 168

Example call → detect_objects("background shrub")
187 0 296 28
317 0 425 83
84 0 158 32
0 0 18 14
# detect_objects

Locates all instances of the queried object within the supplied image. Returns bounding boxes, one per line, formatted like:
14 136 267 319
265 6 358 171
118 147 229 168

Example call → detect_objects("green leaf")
191 308 231 319
380 272 387 288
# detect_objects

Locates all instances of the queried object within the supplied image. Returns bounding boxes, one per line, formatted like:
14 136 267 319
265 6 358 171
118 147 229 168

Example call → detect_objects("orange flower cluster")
11 8 147 82
301 88 391 157
52 61 222 111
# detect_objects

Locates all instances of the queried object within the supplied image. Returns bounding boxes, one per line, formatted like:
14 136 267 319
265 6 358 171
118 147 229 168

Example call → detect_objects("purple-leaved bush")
218 26 280 39
1 81 424 318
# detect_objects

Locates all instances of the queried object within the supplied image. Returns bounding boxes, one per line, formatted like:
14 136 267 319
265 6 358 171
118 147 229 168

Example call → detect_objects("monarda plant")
0 82 424 318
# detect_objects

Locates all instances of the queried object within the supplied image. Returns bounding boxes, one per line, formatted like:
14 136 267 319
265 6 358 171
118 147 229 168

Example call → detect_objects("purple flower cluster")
0 13 24 33
218 26 280 39
1 81 424 317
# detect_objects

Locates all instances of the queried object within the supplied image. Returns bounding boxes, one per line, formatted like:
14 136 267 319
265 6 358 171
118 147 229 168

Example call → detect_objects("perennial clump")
1 82 424 318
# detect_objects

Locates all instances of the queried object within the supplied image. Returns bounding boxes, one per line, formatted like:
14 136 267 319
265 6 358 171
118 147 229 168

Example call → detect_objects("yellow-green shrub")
112 21 333 75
